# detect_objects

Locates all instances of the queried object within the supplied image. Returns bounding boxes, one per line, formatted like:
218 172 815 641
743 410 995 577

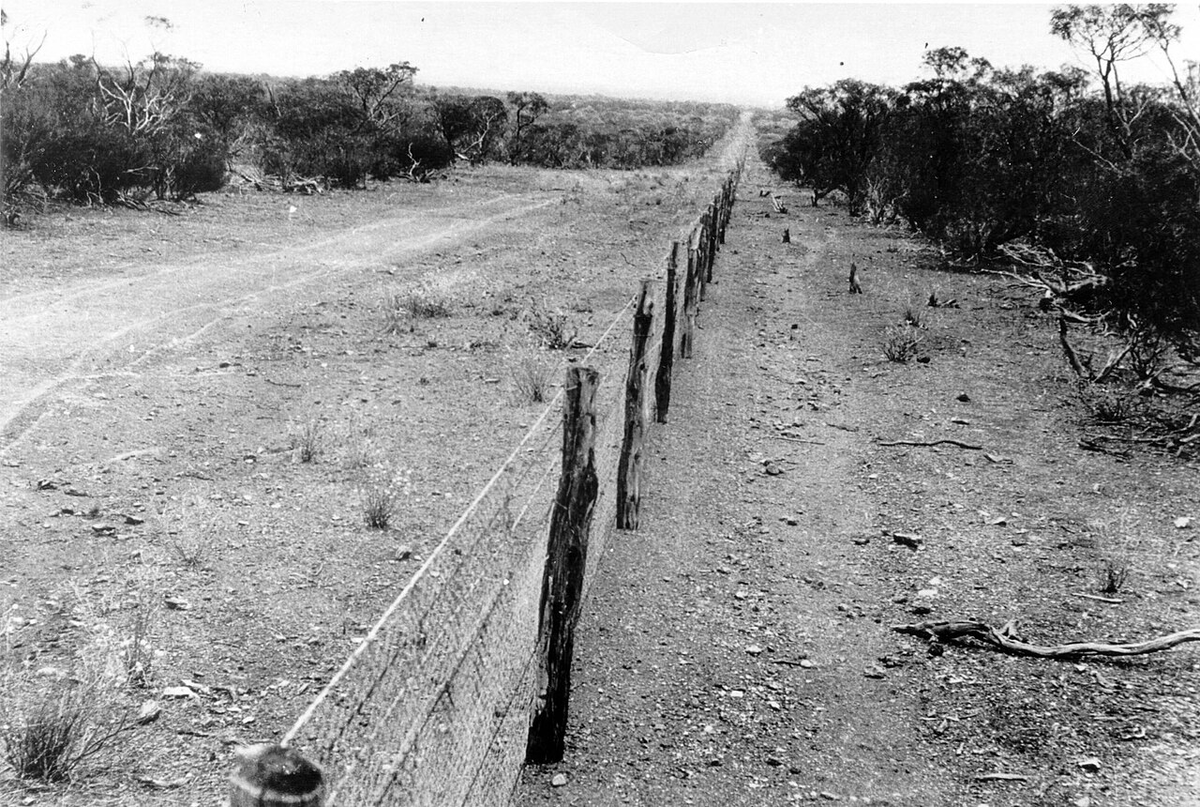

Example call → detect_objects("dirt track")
516 147 1200 806
0 192 554 450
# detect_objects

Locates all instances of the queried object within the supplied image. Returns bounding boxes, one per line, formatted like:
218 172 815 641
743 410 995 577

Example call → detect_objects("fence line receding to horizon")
228 151 746 807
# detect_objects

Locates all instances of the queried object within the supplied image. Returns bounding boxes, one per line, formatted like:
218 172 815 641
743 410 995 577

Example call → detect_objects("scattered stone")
162 685 196 699
852 534 871 546
766 755 784 767
746 644 764 656
164 597 190 611
91 523 116 535
863 665 886 679
1072 797 1091 807
395 545 413 561
799 659 814 669
136 700 162 725
551 773 568 787
124 514 145 525
891 532 922 550
956 393 971 402
1174 517 1192 529
1078 757 1102 772
819 792 841 801
734 591 748 600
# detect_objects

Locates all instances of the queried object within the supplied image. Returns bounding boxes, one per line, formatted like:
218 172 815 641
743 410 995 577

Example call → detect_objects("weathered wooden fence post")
617 280 654 529
717 182 730 245
697 213 710 302
700 200 710 283
681 231 698 359
526 367 600 765
229 744 324 807
654 242 681 422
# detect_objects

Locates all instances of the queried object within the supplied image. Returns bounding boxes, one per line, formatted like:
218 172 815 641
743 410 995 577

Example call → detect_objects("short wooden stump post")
229 743 324 807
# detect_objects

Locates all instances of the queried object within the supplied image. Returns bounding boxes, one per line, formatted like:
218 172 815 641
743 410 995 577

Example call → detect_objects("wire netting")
273 160 743 806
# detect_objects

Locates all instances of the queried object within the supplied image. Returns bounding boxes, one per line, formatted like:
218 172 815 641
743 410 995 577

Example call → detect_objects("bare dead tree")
0 10 46 91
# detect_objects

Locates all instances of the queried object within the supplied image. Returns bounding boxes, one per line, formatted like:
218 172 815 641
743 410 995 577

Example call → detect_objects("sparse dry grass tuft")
0 612 131 782
292 420 323 463
882 325 923 363
524 299 576 350
1076 382 1142 424
363 484 395 529
511 349 556 404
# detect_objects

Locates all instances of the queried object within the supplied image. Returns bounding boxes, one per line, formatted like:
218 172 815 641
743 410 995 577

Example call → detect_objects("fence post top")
230 744 323 802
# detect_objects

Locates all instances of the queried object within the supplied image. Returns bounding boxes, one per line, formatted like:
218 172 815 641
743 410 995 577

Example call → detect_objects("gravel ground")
515 148 1200 807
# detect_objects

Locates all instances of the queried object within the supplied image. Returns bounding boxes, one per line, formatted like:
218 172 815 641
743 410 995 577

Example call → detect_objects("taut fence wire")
227 151 746 807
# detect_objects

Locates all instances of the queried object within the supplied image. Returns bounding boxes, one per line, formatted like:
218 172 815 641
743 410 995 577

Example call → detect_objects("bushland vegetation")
763 4 1200 405
1 12 736 220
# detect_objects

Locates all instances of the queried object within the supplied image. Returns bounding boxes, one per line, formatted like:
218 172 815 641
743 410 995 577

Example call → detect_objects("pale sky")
2 1 1197 107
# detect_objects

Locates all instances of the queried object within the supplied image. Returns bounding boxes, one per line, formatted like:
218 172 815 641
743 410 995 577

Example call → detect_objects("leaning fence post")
229 744 324 807
697 213 710 302
655 243 680 422
617 280 654 529
526 366 600 765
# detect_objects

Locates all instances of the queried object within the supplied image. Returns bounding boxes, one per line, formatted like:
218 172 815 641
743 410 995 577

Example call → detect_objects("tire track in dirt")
0 194 556 452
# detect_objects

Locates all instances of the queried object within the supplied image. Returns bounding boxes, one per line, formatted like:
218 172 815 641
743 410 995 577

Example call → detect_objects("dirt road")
516 149 1200 805
0 192 554 451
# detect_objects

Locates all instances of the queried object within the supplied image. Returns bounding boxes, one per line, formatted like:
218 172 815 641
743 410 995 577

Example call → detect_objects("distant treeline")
762 4 1200 382
0 50 737 211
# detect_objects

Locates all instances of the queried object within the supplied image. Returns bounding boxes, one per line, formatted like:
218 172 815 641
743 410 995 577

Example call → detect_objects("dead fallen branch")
975 773 1029 783
877 438 983 450
892 619 1200 659
1074 592 1125 604
773 434 826 445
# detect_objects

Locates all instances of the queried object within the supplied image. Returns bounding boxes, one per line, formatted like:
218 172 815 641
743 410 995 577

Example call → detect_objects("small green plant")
524 299 576 350
882 325 923 363
292 420 323 463
511 349 556 404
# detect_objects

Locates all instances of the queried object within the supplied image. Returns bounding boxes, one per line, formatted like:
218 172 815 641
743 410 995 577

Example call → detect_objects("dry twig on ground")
893 619 1200 659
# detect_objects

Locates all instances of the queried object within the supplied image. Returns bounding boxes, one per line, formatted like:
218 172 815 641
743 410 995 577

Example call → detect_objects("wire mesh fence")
230 156 744 807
